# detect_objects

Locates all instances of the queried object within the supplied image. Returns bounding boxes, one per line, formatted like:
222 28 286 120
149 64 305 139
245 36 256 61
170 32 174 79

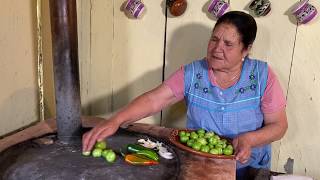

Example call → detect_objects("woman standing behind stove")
82 11 287 179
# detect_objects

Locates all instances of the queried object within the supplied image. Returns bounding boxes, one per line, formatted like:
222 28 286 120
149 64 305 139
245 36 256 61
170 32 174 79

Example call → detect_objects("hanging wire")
36 0 45 121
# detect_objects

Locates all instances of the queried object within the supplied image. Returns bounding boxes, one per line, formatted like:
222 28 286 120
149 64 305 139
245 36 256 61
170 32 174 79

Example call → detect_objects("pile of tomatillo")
178 129 234 156
82 141 116 163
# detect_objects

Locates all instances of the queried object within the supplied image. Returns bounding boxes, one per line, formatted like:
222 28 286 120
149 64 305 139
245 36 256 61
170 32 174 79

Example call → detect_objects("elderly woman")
82 11 287 178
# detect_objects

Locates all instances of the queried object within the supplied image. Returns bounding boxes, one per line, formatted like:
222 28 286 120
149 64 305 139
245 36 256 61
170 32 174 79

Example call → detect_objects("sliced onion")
137 138 157 149
137 138 174 159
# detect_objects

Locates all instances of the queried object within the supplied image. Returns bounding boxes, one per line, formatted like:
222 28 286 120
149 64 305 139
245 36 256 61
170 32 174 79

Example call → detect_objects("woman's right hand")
82 118 120 153
81 84 179 153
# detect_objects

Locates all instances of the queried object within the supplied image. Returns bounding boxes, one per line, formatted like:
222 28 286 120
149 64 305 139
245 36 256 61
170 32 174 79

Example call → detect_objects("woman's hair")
214 11 257 49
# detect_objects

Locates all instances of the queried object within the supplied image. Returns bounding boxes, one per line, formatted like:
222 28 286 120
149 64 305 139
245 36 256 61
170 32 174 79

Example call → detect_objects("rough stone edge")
0 117 162 153
0 116 105 153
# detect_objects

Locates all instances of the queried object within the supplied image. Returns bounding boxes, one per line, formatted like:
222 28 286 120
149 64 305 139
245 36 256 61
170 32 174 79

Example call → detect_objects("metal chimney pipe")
49 0 82 143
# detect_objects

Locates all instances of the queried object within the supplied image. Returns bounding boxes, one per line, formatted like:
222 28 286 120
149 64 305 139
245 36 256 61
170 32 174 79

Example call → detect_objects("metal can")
292 0 317 24
208 0 229 18
125 0 145 18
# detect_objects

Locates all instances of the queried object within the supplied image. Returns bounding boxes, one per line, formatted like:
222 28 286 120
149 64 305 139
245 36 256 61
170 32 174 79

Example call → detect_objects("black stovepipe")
49 0 82 144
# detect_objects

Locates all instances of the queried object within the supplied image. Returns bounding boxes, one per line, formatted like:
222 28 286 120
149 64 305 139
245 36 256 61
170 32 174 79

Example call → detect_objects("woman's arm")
233 65 288 163
82 84 180 152
233 108 288 163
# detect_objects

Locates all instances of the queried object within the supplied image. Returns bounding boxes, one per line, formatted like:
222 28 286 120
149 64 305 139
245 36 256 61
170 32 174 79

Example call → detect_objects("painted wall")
0 0 38 136
77 0 165 125
277 0 320 177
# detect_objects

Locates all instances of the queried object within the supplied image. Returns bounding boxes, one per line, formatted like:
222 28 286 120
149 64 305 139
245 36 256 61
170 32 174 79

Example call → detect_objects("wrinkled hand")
232 134 253 164
82 119 120 152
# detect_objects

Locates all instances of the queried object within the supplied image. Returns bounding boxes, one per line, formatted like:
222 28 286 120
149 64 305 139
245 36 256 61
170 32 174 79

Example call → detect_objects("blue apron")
184 58 271 177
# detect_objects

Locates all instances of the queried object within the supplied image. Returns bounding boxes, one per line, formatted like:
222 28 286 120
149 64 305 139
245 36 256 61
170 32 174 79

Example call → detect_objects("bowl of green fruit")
169 128 235 159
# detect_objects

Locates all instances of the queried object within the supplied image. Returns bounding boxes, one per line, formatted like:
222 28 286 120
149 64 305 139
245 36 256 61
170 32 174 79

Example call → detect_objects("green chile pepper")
136 149 159 161
127 144 159 161
127 144 149 153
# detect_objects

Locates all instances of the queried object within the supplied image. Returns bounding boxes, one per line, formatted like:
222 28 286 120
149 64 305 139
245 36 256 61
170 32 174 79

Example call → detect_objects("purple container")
125 0 145 18
208 0 229 18
216 1 229 17
292 0 318 24
208 0 219 12
299 4 317 24
291 0 309 15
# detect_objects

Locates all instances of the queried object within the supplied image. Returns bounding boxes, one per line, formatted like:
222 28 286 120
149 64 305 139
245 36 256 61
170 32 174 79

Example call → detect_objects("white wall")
77 0 165 125
277 0 320 177
0 0 38 136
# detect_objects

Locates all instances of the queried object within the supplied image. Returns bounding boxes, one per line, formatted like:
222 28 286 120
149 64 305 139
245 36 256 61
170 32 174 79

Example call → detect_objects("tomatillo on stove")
95 141 107 150
92 148 103 158
101 149 112 157
82 151 91 156
104 150 116 163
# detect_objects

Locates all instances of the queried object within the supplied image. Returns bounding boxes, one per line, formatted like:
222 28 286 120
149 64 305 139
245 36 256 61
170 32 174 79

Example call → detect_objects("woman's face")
207 23 250 71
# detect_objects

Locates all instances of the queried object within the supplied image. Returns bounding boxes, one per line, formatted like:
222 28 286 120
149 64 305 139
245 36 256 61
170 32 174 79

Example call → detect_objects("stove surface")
0 129 179 180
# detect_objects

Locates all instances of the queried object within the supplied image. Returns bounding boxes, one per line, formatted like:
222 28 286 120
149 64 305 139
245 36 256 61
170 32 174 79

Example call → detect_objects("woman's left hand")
232 133 252 164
